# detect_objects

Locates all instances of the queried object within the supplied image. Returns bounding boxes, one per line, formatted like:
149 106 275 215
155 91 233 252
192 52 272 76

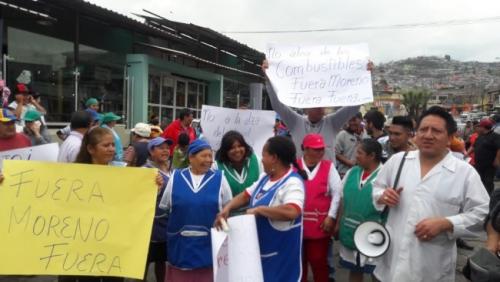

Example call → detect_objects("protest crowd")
0 55 500 282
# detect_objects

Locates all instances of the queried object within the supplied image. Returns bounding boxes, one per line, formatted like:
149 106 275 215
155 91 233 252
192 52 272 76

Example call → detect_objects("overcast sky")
89 0 500 63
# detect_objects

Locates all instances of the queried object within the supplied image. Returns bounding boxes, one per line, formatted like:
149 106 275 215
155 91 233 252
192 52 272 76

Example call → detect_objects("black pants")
477 167 496 195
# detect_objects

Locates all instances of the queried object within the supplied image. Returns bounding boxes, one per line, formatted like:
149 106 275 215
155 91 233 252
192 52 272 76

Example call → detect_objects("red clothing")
469 133 478 166
299 159 333 239
162 120 196 155
0 133 31 152
301 237 330 282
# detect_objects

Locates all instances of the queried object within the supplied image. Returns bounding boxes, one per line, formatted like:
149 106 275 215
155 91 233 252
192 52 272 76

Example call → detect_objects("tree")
401 89 432 118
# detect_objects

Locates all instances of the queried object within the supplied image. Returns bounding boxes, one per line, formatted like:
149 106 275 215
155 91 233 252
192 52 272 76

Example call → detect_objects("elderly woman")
23 109 51 145
298 134 342 282
214 130 262 197
216 136 307 281
160 139 232 282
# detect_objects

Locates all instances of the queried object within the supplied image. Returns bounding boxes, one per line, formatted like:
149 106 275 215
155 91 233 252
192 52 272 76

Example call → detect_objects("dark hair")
364 110 386 130
352 112 363 120
264 136 307 180
417 106 457 135
149 114 159 126
492 114 500 123
391 116 414 131
178 133 190 147
75 127 113 164
70 110 92 130
359 139 383 162
178 108 193 120
215 130 253 163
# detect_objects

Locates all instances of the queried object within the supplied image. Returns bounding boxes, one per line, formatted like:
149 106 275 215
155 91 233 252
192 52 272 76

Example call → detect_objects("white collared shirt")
57 131 84 163
371 150 489 282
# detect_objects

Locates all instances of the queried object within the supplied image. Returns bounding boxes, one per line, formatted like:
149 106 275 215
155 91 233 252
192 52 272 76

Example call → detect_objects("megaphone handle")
382 151 409 217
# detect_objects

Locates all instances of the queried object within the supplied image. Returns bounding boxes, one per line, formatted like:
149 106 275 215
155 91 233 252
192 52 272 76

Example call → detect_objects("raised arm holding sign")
261 44 374 161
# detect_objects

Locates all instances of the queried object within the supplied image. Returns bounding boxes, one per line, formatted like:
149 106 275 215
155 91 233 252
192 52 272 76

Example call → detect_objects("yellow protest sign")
0 160 158 279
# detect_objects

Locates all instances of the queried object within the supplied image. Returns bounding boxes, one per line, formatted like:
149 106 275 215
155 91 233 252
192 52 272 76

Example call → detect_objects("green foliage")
401 89 432 118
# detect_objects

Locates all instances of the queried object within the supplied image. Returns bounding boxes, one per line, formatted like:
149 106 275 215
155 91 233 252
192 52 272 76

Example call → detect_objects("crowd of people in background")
0 66 499 282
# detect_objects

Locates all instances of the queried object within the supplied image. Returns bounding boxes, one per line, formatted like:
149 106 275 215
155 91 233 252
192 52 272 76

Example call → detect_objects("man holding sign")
262 44 374 162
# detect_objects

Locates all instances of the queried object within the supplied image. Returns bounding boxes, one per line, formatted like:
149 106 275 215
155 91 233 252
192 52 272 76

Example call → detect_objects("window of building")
6 27 75 123
148 70 206 128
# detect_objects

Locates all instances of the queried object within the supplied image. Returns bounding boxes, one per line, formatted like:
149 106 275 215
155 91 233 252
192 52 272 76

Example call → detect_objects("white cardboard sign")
200 105 275 155
0 143 59 169
266 43 374 108
211 215 264 282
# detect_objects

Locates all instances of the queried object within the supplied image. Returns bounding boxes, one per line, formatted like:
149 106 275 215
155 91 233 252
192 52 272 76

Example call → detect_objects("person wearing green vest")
214 131 262 212
335 139 384 282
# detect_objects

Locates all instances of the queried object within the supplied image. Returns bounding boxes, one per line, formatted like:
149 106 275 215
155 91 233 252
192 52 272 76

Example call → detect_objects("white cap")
131 122 151 138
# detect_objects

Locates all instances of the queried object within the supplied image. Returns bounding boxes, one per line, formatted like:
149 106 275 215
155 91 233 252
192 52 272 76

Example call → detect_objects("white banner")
266 43 373 108
211 215 263 282
0 143 59 169
200 105 275 155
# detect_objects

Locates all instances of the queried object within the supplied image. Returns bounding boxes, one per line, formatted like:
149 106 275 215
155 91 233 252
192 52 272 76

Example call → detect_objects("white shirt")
159 168 233 213
57 131 84 163
371 150 489 282
300 158 342 219
245 168 305 230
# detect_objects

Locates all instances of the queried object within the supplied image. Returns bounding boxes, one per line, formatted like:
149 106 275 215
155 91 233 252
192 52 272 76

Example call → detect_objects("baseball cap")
85 98 99 107
479 118 494 130
14 83 29 95
0 108 16 122
148 137 173 151
24 109 42 122
85 109 100 122
131 122 151 138
101 112 121 124
302 133 326 149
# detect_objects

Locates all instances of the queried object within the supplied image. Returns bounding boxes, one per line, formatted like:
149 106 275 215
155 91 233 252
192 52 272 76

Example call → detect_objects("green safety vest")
339 166 386 250
217 153 260 196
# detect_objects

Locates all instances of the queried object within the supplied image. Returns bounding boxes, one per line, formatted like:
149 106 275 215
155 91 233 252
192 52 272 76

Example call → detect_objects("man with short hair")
384 115 415 161
0 108 31 151
57 110 92 163
162 108 196 155
364 109 387 142
473 118 500 195
335 113 363 177
372 106 490 282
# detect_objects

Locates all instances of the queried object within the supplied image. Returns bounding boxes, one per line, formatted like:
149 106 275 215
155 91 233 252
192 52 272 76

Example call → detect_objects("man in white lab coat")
372 106 490 282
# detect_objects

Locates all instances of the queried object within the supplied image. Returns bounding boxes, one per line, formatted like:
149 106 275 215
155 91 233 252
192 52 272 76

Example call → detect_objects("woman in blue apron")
142 137 173 282
160 139 232 282
216 136 308 282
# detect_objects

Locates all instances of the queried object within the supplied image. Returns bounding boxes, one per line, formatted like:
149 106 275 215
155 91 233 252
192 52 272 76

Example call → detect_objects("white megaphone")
354 221 390 258
354 151 409 259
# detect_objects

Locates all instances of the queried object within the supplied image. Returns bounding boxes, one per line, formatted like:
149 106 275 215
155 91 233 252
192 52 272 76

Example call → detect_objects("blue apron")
142 163 169 242
249 172 303 282
167 168 222 269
